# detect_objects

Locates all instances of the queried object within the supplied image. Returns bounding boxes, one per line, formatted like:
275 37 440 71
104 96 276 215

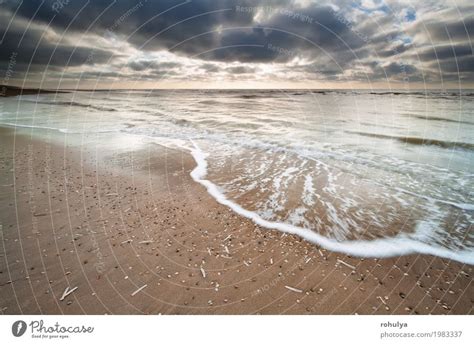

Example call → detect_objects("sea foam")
188 141 474 265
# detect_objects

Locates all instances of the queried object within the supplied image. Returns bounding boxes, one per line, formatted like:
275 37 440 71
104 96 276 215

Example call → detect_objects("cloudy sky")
0 0 473 89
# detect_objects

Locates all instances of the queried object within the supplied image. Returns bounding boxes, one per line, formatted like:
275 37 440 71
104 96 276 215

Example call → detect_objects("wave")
197 100 220 105
404 114 474 126
23 100 117 112
238 94 263 99
235 90 331 97
348 131 474 151
368 91 474 97
393 187 474 211
187 141 473 265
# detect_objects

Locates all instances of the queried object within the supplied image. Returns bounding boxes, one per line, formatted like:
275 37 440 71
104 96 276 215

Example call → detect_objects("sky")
0 0 473 89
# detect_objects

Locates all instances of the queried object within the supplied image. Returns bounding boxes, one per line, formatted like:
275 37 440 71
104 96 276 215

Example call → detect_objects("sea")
1 89 473 264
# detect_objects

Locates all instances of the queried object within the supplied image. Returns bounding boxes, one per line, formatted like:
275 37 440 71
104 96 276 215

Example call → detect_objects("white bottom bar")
0 315 472 344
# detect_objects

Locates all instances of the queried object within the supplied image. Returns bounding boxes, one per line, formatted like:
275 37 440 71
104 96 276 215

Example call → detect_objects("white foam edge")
188 140 474 266
1 122 69 133
1 122 120 134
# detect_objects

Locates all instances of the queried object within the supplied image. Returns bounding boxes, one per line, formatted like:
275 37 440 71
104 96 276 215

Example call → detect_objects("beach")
0 126 472 315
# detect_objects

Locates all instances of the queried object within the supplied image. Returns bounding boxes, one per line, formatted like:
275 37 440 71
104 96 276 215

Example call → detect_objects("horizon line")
3 84 474 92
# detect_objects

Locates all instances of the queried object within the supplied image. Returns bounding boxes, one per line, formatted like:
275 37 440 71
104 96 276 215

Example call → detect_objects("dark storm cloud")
422 16 474 43
293 62 344 78
358 61 419 82
207 28 279 63
226 66 255 74
1 0 364 63
0 10 113 71
383 62 417 76
377 43 412 58
200 63 220 73
0 36 113 71
1 0 474 84
436 56 474 73
2 0 257 52
127 60 180 72
207 6 368 63
418 44 473 62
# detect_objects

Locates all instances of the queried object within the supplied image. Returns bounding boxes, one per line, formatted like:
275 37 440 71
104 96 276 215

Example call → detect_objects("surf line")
187 140 474 265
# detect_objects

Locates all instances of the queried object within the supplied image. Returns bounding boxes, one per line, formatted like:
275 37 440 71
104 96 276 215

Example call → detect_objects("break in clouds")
0 0 473 87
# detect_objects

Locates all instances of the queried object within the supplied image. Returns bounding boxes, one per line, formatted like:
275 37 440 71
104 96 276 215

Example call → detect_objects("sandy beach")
0 127 472 315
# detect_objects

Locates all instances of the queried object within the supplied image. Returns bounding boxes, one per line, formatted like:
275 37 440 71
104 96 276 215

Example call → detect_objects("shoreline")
0 127 472 314
188 142 473 265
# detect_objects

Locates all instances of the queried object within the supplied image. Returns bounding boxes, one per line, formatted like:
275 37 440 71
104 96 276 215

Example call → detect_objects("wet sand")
0 127 472 314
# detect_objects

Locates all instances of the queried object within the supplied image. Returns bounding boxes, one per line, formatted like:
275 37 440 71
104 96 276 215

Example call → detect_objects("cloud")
0 10 114 71
436 56 474 73
421 16 474 43
0 0 473 86
418 44 473 62
226 65 256 74
127 60 180 72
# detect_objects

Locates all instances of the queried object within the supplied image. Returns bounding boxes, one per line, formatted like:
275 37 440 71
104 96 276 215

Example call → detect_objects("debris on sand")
138 240 154 245
337 259 356 270
285 286 303 293
60 286 78 301
131 284 148 297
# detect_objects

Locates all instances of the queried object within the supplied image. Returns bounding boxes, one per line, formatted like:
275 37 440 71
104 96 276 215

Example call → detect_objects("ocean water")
1 89 473 264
